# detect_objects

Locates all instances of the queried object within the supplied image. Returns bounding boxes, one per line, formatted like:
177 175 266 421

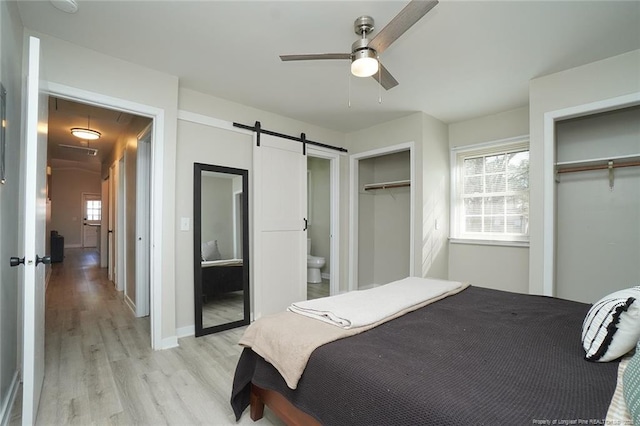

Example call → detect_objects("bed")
201 259 243 300
231 285 623 425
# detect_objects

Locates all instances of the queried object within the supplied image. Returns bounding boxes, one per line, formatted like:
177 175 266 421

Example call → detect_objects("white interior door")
135 129 151 317
116 156 125 292
21 35 48 426
82 193 101 248
100 178 109 267
254 134 307 317
108 165 115 281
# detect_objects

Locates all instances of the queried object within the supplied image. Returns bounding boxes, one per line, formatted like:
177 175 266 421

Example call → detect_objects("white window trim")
450 135 530 244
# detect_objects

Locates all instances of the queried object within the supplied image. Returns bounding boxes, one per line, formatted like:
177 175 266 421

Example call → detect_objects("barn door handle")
10 257 25 267
36 255 51 266
303 218 308 231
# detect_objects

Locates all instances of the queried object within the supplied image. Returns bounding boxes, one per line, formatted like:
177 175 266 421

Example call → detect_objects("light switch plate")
180 217 190 231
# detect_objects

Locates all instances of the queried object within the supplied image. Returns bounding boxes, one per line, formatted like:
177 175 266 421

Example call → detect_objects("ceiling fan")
279 0 438 90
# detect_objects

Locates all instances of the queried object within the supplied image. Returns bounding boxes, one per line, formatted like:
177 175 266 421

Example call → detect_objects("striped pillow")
582 286 640 362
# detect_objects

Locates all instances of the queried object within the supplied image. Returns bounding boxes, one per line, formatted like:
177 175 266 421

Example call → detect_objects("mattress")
231 286 620 425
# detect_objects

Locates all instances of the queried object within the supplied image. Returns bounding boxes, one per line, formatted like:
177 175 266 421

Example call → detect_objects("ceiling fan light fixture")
71 128 101 140
351 49 379 78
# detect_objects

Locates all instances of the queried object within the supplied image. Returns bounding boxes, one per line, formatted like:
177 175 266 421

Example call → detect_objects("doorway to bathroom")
306 148 340 300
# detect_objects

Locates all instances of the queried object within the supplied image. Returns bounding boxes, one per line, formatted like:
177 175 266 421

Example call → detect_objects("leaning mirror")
194 163 250 336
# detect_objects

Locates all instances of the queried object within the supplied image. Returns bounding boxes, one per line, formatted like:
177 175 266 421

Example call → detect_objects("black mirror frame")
193 162 250 336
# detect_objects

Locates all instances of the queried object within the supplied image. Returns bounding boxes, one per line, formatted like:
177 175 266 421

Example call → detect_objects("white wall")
529 49 640 296
29 30 180 345
448 106 530 294
50 168 101 247
0 0 23 419
555 106 640 303
347 112 450 283
200 175 233 258
176 88 346 333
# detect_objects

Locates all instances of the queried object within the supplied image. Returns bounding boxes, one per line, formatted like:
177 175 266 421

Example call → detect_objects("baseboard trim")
160 336 179 350
124 294 136 315
176 325 195 338
321 272 330 280
1 371 20 426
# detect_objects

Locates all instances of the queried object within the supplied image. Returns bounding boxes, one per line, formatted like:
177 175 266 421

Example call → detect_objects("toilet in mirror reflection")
194 163 250 336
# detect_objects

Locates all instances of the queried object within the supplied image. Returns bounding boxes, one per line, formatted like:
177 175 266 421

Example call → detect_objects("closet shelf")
555 154 640 190
555 154 640 173
363 180 411 191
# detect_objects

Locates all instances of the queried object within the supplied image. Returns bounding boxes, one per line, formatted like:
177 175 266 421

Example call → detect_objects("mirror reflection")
194 163 249 336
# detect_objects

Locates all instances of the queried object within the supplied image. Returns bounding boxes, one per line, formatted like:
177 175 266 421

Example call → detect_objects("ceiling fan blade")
372 62 399 90
280 53 351 61
368 0 438 55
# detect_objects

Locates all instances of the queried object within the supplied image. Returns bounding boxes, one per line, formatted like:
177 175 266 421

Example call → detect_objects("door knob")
36 255 51 266
10 257 25 267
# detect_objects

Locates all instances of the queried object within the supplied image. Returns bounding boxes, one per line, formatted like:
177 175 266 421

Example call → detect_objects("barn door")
253 133 307 317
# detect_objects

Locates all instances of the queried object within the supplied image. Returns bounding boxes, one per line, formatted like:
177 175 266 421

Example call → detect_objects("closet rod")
363 181 411 191
233 121 348 153
556 160 640 174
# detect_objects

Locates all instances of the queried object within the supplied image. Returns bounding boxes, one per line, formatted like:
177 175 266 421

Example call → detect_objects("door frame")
307 146 342 296
45 82 166 350
348 142 415 291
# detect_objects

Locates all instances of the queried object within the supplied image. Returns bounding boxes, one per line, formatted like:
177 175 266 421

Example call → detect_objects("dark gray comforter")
231 286 620 425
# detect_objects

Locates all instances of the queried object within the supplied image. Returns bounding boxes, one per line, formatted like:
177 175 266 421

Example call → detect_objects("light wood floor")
307 280 330 300
10 248 282 425
202 291 244 328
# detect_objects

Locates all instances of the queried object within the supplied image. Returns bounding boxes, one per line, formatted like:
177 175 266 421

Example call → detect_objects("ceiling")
17 1 640 133
47 97 138 169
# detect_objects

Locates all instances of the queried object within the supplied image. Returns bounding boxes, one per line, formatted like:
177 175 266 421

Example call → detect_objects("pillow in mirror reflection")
202 240 222 261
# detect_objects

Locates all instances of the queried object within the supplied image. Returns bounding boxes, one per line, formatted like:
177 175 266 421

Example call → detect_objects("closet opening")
349 142 415 291
554 105 640 303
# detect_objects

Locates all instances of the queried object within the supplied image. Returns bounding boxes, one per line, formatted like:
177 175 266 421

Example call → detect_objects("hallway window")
86 200 101 221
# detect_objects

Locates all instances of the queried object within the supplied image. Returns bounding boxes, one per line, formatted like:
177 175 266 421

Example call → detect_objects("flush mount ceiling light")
71 115 101 140
50 0 78 14
70 128 101 140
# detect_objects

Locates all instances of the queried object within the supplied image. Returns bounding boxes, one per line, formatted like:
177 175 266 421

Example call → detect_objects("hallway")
11 248 278 425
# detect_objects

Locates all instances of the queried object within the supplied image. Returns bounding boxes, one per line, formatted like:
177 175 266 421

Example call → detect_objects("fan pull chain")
378 63 382 104
348 65 352 108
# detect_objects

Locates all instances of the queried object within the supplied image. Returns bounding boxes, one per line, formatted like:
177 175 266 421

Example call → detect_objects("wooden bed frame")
250 384 321 426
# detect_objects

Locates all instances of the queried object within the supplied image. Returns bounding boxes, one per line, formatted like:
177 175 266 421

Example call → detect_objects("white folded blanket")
242 277 469 389
288 277 465 329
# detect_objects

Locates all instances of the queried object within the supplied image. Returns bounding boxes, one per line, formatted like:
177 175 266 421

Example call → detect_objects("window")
86 199 101 221
451 139 529 243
